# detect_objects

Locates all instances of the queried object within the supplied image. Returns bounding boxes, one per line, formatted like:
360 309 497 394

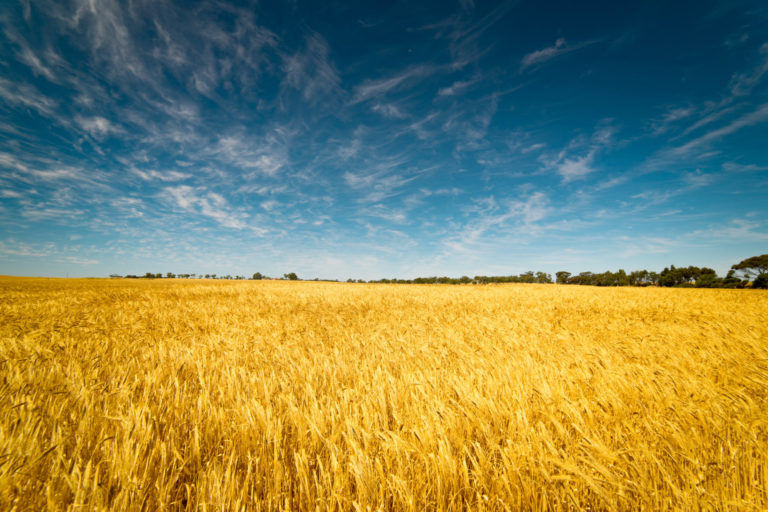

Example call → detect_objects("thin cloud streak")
351 66 435 104
520 38 598 71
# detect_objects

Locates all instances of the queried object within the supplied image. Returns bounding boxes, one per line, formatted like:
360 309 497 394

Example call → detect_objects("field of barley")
0 277 766 511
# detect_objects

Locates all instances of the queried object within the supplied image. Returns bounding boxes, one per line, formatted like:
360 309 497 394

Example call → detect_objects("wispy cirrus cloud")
520 38 598 71
556 154 596 182
668 102 768 157
0 77 58 118
164 185 249 229
540 123 617 183
689 217 768 243
675 104 739 138
0 239 55 257
371 102 408 119
728 42 768 96
648 106 696 136
722 162 768 173
131 168 191 182
351 66 434 104
212 132 290 177
441 191 551 257
281 32 341 103
437 79 476 97
74 116 123 139
440 0 518 69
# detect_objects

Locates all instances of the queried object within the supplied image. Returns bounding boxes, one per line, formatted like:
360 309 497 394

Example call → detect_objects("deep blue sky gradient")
1 0 767 278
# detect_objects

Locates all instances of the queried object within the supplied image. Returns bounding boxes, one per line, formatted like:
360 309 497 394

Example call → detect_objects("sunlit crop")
1 277 766 510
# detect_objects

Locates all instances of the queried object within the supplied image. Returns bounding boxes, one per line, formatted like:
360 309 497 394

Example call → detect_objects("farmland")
1 277 767 510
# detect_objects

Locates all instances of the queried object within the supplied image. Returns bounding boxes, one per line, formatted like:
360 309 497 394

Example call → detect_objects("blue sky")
1 0 767 279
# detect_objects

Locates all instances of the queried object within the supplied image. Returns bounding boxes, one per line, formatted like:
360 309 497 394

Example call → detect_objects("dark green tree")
629 270 649 286
731 255 768 280
695 273 719 288
615 269 630 286
753 273 768 289
659 266 685 287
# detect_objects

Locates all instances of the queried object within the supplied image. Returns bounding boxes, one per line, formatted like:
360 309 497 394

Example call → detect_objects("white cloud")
20 205 85 221
61 256 99 265
69 0 152 85
0 77 58 118
445 95 498 150
438 0 517 70
520 38 599 71
164 186 248 229
29 167 87 182
676 105 738 138
521 38 567 69
722 162 768 173
670 102 768 157
165 185 196 209
351 66 433 104
618 236 683 257
429 187 463 196
540 122 616 183
437 79 474 96
690 218 768 243
682 169 715 188
371 103 408 119
724 32 749 48
0 153 92 183
452 192 551 248
249 154 284 176
557 153 596 182
521 143 546 153
362 205 409 223
75 116 122 138
0 239 55 258
213 133 288 176
191 62 218 96
17 44 59 82
344 170 418 203
0 153 30 173
338 138 362 160
649 106 696 135
281 32 340 103
729 43 768 96
132 168 191 182
261 200 280 212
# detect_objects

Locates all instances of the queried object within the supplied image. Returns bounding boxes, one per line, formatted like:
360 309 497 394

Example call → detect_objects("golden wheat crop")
0 277 766 511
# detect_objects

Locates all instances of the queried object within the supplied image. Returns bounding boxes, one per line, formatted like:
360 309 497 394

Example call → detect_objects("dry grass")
0 277 767 511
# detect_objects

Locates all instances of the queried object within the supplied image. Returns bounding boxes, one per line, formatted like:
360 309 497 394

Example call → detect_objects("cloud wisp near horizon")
1 0 767 279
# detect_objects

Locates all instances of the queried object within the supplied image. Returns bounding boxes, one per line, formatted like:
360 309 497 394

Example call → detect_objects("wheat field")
0 277 766 511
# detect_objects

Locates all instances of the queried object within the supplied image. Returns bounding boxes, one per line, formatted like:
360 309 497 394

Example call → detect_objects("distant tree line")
367 271 554 285
117 272 313 281
554 266 743 288
120 272 283 280
111 255 768 289
360 255 768 289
